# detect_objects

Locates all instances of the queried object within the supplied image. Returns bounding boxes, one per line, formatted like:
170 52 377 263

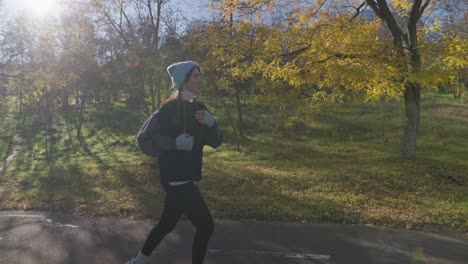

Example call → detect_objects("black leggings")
141 182 214 264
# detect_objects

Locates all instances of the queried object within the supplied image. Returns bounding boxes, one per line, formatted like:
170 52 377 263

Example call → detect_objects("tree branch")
280 44 312 59
350 2 368 21
420 0 431 18
96 1 130 48
118 0 136 44
408 0 423 48
159 16 185 40
308 53 360 65
365 0 383 19
366 0 405 51
0 72 30 81
0 53 21 70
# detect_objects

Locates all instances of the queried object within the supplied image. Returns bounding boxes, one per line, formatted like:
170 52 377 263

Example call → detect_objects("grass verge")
0 94 466 233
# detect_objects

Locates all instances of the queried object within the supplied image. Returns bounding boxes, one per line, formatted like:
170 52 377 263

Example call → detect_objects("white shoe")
125 251 149 264
124 258 137 264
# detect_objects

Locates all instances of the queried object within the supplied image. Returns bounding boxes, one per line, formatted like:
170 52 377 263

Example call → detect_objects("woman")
127 61 222 264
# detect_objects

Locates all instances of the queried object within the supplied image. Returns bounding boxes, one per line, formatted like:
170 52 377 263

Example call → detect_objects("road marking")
54 224 79 228
0 215 79 228
208 249 331 260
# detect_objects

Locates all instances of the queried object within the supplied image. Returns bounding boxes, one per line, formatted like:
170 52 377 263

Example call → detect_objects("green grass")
0 94 467 232
0 96 17 161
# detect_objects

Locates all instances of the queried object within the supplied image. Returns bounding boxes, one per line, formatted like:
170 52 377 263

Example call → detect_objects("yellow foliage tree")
187 9 270 138
440 36 468 99
233 0 447 159
199 0 460 159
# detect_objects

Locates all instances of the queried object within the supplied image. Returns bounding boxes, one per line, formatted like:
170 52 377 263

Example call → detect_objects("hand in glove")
176 133 194 151
195 110 214 127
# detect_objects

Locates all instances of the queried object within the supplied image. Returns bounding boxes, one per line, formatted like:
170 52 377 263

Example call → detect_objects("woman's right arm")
136 110 176 157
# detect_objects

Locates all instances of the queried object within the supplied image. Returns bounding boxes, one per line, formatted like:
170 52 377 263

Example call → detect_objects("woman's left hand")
195 110 214 127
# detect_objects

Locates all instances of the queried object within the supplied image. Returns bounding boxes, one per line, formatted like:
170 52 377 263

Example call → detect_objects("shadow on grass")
77 136 107 167
200 119 468 229
87 105 143 135
202 158 354 223
4 95 466 231
33 164 101 210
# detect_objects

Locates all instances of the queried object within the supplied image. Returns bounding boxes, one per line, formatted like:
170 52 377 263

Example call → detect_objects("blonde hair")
164 88 180 104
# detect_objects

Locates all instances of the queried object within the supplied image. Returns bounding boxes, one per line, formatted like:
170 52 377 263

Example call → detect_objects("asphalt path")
0 211 466 264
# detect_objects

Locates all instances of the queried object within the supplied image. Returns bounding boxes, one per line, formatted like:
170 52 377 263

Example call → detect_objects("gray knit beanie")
166 61 199 91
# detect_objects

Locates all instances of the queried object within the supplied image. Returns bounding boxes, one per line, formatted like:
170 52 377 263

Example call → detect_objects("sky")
0 0 211 20
171 0 212 20
1 0 63 18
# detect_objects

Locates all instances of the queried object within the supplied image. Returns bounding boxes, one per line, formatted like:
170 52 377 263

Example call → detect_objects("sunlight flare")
24 0 61 17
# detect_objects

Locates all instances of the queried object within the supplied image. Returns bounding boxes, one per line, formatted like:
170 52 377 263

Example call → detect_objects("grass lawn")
0 93 467 232
0 96 17 161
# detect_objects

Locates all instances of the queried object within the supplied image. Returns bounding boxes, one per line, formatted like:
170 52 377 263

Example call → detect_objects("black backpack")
136 113 160 157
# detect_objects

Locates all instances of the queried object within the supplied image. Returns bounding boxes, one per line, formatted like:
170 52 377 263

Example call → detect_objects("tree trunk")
17 80 22 113
366 0 428 160
44 93 54 163
400 11 422 159
62 92 69 114
454 90 461 100
159 75 167 108
234 86 244 137
401 83 420 159
216 90 241 151
149 72 156 112
127 68 146 110
76 94 85 139
157 72 163 108
453 77 464 100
